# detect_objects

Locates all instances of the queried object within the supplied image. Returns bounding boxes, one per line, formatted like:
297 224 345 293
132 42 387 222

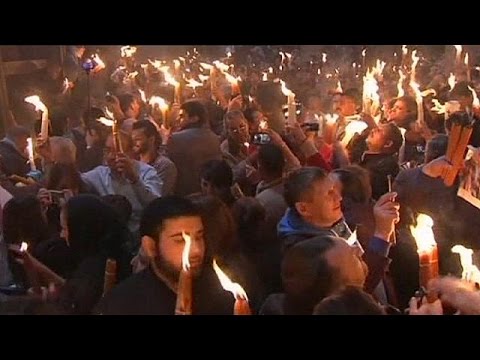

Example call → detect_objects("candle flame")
322 53 327 63
268 67 274 74
163 71 180 87
448 73 456 91
468 86 480 108
336 80 343 93
224 72 239 86
410 50 420 78
317 68 321 75
180 232 191 272
148 96 169 111
454 45 462 57
361 49 366 57
342 120 368 146
173 59 180 70
227 51 232 58
280 80 293 97
120 45 137 58
410 214 436 254
199 62 213 70
186 78 203 89
105 107 114 120
464 52 469 66
24 95 47 113
148 59 163 69
92 53 105 71
397 69 406 97
212 259 248 301
213 60 230 72
262 72 268 81
451 245 480 283
243 142 250 149
420 89 437 97
259 119 268 130
325 113 339 125
198 74 209 82
138 89 147 103
63 77 70 92
430 99 446 114
402 45 408 56
20 242 28 252
97 117 114 127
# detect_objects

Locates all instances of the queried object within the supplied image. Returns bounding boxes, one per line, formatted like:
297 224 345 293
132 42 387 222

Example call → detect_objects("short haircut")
102 194 133 225
383 123 403 155
132 120 161 148
200 160 233 189
118 94 138 115
139 196 200 240
258 143 285 177
181 100 208 126
313 286 385 315
49 136 77 163
425 134 448 163
332 165 371 204
282 236 340 315
224 110 246 125
284 167 328 208
6 126 30 140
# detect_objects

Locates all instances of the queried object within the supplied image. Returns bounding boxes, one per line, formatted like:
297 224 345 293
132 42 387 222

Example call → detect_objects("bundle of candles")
444 112 476 186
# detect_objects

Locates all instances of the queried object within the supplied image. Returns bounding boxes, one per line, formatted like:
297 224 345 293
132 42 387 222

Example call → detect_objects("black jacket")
0 140 30 177
359 152 399 200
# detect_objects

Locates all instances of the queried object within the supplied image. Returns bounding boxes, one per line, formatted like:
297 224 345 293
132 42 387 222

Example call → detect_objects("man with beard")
95 197 234 315
131 120 177 196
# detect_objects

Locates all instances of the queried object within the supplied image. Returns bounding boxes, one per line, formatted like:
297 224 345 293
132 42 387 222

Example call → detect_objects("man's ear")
295 202 311 218
141 236 157 258
384 139 393 150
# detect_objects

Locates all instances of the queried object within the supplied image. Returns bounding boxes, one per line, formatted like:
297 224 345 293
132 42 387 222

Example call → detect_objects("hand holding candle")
25 95 49 139
175 232 193 315
212 259 251 315
280 80 296 126
26 137 36 171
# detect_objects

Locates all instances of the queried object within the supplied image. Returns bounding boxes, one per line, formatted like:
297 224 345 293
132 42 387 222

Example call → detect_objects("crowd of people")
1 44 480 315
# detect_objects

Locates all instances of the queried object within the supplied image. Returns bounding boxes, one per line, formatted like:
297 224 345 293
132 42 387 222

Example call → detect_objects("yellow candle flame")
212 259 248 301
468 86 480 108
322 53 327 63
138 89 147 103
430 99 446 114
362 49 366 57
148 59 163 69
20 242 28 252
181 232 191 272
186 78 203 89
454 45 462 58
148 96 169 111
243 142 250 149
24 95 47 113
402 45 408 56
451 245 480 283
120 45 137 58
448 73 456 91
198 74 209 82
410 214 436 254
213 60 230 72
336 80 343 93
464 52 469 66
92 53 105 71
199 62 213 70
97 117 114 127
280 80 293 97
342 120 368 146
262 72 268 81
397 69 406 97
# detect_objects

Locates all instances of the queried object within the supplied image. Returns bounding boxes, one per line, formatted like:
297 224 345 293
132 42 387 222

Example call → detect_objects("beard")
151 253 203 287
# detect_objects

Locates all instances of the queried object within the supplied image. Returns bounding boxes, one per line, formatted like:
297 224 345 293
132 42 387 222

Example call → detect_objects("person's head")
331 165 372 204
224 110 250 145
72 46 86 59
331 92 343 113
256 81 284 113
424 134 449 164
179 100 208 128
200 160 235 205
284 167 342 228
140 197 205 280
85 121 109 148
305 92 322 112
339 89 360 117
189 194 238 259
231 196 266 252
257 143 285 181
60 195 131 266
46 163 83 195
101 195 133 225
49 136 76 164
449 81 474 110
3 195 49 248
313 286 385 315
104 131 133 168
131 120 160 156
49 109 69 136
366 123 403 155
282 235 367 314
119 94 141 119
387 96 417 127
243 108 264 136
5 126 30 153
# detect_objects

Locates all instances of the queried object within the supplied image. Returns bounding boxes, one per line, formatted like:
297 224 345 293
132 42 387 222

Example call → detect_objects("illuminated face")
388 100 410 125
366 125 390 152
339 96 357 117
326 239 368 288
227 115 250 144
132 128 154 155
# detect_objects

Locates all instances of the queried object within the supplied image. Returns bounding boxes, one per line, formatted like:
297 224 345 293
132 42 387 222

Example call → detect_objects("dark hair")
256 82 284 112
313 286 385 315
258 143 285 177
282 236 340 315
383 123 403 155
231 196 266 252
85 121 109 147
332 165 372 204
132 120 161 148
181 100 208 126
284 167 328 208
101 195 133 225
46 163 84 192
425 134 448 163
450 81 473 100
342 88 361 106
224 110 246 125
189 194 238 259
65 195 132 266
49 110 69 136
139 196 200 240
6 126 30 140
83 107 105 127
118 94 138 115
3 195 49 249
395 96 417 116
200 160 235 206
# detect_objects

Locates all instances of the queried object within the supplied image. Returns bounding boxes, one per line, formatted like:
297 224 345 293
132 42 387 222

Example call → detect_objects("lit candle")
401 45 408 67
454 45 462 67
410 214 439 302
397 69 406 97
410 81 424 126
224 73 241 96
280 80 296 125
175 232 193 315
465 52 471 83
341 120 368 146
451 245 480 284
361 48 366 69
25 95 49 139
213 259 251 315
26 137 36 171
149 96 169 125
448 73 456 91
20 241 28 252
163 70 181 104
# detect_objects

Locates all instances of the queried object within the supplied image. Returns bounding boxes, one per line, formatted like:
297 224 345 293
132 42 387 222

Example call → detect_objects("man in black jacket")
95 196 234 315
